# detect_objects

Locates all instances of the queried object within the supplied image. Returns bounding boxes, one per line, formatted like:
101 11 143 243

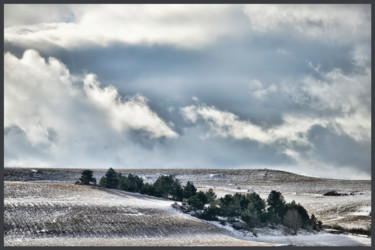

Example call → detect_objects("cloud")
4 4 240 49
5 4 370 50
282 60 371 142
4 4 74 28
180 97 370 178
3 5 371 179
180 102 327 149
248 79 278 100
83 74 178 138
4 50 177 155
243 4 370 44
307 125 371 172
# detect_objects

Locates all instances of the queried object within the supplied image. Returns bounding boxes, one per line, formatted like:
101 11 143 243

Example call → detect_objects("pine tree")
99 168 119 189
183 181 197 199
79 169 96 185
267 190 286 218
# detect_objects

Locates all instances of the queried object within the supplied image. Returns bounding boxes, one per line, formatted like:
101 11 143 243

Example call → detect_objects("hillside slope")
4 181 273 246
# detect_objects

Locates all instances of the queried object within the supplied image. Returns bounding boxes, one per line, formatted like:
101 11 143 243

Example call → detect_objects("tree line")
78 168 322 234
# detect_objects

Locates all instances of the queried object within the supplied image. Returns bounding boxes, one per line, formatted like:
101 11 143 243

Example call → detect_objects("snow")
253 232 371 246
174 206 371 247
4 181 271 247
350 206 371 216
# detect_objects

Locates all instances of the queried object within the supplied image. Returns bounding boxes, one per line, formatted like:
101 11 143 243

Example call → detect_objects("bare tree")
283 208 302 235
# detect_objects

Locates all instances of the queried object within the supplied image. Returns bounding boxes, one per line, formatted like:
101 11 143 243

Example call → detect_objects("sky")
3 4 371 179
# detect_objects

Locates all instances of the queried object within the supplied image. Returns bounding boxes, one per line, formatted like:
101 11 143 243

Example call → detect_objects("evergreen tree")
79 169 96 185
267 190 286 218
199 205 220 221
99 168 119 189
218 194 241 217
140 183 154 195
153 175 183 200
241 204 261 227
118 173 144 192
205 188 217 204
183 181 197 199
187 191 208 209
171 179 184 201
246 193 265 213
310 214 322 231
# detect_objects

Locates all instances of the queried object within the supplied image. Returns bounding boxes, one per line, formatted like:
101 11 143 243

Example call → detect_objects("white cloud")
180 105 199 123
4 49 178 152
5 4 369 49
4 4 239 49
284 63 371 142
83 74 178 138
4 49 74 146
180 103 327 149
248 79 278 100
350 44 371 68
4 4 73 28
243 4 370 44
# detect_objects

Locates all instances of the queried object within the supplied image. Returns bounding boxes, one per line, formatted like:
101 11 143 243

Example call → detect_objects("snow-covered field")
4 181 273 246
4 168 371 246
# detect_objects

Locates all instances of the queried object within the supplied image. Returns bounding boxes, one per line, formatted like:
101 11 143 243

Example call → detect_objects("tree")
152 175 183 200
79 169 96 185
183 181 197 199
240 193 266 227
199 205 220 220
285 200 311 230
267 190 286 218
310 214 322 231
118 173 144 192
140 183 154 195
171 179 184 201
241 204 261 228
205 188 217 204
283 208 302 235
187 191 208 209
246 193 265 214
218 194 241 217
99 168 119 189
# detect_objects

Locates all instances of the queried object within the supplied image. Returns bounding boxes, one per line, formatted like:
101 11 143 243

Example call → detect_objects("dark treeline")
96 168 202 201
78 168 322 234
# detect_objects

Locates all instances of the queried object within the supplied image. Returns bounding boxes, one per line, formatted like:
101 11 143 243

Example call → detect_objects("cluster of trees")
95 168 211 202
79 168 322 234
194 190 322 234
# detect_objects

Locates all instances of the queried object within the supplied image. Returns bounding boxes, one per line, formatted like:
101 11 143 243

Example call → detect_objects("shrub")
199 206 220 220
310 214 322 231
323 190 340 196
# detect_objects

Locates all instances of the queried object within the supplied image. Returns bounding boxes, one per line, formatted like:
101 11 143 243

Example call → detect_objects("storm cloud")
4 4 371 179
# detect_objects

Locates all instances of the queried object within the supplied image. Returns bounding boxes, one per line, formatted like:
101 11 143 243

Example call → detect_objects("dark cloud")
307 125 371 173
